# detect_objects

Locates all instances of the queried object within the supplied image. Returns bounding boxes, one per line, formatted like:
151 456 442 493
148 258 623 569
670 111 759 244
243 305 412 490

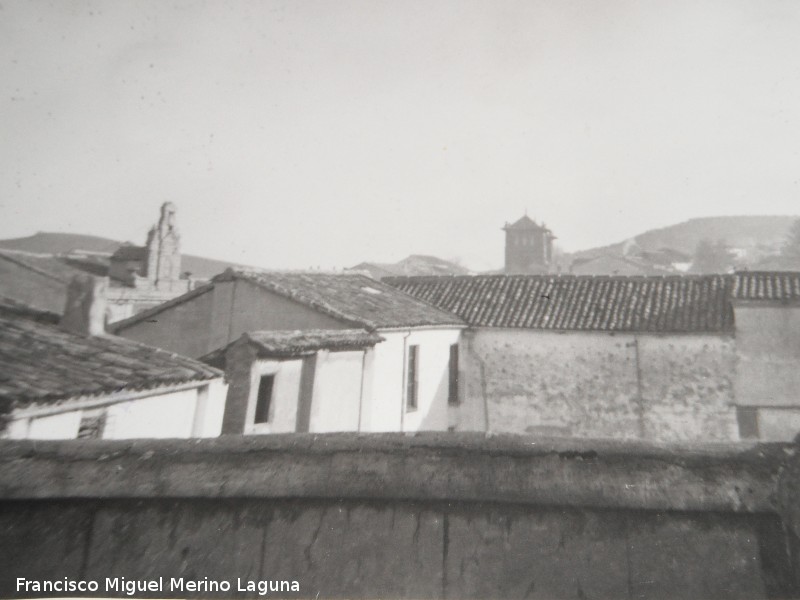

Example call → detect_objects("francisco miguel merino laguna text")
16 576 301 596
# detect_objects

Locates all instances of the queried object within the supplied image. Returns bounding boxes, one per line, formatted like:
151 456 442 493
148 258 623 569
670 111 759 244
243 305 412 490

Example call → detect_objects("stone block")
444 505 629 599
0 502 93 598
260 501 443 598
626 512 766 600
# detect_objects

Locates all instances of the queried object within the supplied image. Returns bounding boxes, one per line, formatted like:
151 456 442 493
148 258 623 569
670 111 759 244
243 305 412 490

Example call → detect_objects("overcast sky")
1 0 799 270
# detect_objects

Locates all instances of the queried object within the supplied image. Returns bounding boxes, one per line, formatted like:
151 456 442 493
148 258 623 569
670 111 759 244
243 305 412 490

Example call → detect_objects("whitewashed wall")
5 380 228 440
309 350 364 433
366 328 462 433
245 359 303 434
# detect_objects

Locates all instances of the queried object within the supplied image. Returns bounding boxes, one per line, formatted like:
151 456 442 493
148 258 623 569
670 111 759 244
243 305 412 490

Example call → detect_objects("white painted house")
213 329 383 434
112 270 466 433
0 276 227 440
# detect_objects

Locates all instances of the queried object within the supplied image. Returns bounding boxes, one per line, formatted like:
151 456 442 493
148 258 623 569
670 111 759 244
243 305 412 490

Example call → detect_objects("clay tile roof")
244 329 383 358
383 274 735 333
503 215 550 231
733 271 800 302
0 305 221 408
215 270 465 330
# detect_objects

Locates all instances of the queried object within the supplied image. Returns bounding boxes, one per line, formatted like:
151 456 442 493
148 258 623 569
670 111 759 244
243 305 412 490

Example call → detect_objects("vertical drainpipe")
357 348 367 433
633 336 646 439
400 330 412 432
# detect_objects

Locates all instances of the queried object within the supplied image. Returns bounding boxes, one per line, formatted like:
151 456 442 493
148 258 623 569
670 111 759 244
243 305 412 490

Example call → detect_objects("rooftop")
233 329 383 361
384 273 736 333
0 302 221 409
503 215 552 232
733 271 800 303
214 270 465 330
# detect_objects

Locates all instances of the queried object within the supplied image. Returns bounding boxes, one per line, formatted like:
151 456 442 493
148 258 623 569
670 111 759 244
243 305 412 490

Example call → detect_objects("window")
448 344 459 405
254 375 275 424
406 345 419 411
737 407 759 439
78 410 107 439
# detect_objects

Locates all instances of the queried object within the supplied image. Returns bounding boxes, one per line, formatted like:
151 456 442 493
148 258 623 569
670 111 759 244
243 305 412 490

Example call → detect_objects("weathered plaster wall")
116 279 348 358
0 434 797 599
116 287 216 358
310 350 365 433
735 305 800 440
368 329 460 433
6 384 226 440
638 336 739 441
457 329 738 442
212 280 348 354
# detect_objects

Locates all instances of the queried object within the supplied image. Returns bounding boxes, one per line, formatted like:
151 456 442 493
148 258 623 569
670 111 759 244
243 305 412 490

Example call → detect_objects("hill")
350 255 471 279
0 232 121 254
570 216 799 266
0 232 245 279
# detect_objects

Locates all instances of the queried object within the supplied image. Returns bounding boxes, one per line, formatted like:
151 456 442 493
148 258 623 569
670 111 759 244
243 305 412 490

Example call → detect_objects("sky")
1 0 799 270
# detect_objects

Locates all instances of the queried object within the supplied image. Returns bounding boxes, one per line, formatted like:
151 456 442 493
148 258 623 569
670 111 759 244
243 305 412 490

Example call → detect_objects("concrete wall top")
0 433 792 515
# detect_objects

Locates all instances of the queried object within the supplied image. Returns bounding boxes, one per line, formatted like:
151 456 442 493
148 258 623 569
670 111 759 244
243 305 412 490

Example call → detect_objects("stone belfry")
503 214 556 274
145 202 182 290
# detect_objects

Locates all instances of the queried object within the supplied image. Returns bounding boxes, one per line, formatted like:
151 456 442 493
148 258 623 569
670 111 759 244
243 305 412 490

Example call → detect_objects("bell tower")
503 214 555 274
145 202 182 290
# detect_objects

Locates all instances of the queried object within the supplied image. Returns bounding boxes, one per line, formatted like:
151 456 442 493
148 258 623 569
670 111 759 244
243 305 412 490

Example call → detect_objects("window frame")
254 374 276 425
406 344 419 412
448 343 459 406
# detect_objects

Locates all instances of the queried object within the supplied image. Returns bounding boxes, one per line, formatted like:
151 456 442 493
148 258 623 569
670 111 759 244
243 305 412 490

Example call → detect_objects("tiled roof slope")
245 329 383 358
0 305 221 407
201 329 383 367
0 298 60 325
215 270 465 330
733 271 800 302
0 250 90 313
383 274 735 333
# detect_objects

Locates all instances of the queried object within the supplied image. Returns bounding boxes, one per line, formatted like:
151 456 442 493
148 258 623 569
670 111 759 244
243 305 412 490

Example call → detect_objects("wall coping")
0 433 793 513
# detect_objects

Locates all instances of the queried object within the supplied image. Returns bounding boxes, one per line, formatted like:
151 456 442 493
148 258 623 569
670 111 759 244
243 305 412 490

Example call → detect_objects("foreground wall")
458 329 739 442
1 433 799 599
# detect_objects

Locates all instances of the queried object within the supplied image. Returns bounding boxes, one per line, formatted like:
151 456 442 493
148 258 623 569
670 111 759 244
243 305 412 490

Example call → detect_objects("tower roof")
503 215 551 232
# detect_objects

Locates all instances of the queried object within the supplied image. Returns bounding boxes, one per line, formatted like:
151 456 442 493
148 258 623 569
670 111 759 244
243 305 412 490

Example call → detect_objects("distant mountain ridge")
350 255 470 279
570 216 799 265
0 232 246 279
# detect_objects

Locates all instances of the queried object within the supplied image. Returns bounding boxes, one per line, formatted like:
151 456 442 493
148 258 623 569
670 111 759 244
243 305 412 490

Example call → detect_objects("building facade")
0 277 227 441
386 273 744 442
112 270 465 434
732 272 800 441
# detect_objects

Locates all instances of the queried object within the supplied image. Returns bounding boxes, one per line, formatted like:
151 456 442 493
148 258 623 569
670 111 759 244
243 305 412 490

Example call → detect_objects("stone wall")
1 433 798 599
458 329 739 442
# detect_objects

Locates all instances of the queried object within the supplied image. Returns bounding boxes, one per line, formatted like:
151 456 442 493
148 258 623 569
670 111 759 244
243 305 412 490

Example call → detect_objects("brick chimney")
60 275 107 336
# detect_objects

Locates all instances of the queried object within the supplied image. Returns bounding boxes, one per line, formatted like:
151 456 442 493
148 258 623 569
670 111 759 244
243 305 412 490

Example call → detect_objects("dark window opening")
255 375 275 424
78 410 107 439
448 344 459 405
406 345 419 411
737 407 759 439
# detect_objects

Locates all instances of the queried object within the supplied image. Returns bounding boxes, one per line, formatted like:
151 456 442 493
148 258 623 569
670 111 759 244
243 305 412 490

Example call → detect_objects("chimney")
60 275 107 336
